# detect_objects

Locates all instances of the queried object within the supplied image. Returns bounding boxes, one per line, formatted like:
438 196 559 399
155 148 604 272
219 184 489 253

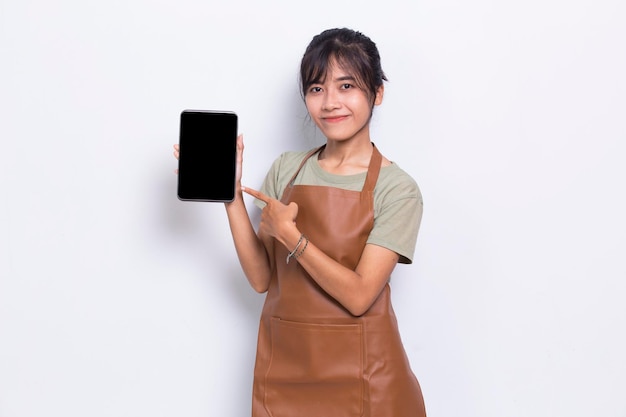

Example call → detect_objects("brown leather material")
252 145 426 417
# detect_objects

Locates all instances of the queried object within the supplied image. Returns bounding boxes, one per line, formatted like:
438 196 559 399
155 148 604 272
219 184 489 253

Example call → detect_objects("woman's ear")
374 84 384 106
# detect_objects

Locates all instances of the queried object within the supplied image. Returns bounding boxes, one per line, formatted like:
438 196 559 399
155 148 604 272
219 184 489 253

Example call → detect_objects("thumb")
287 202 299 220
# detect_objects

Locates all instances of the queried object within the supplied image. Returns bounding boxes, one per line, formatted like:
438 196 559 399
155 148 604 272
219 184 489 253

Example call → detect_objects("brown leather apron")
252 145 426 417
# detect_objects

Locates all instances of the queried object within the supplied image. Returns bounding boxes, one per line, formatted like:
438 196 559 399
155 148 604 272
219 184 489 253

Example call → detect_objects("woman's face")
305 63 383 143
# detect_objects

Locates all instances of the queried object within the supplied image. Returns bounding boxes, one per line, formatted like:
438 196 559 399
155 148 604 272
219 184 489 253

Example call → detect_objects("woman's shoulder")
263 147 320 190
269 148 319 175
377 162 422 201
271 147 316 165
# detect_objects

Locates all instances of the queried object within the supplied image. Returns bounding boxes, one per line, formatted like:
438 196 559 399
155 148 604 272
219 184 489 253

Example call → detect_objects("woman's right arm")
174 136 273 293
224 194 273 293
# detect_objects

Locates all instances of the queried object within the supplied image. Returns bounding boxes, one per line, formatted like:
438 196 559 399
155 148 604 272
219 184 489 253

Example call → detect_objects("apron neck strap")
286 145 325 187
363 143 382 193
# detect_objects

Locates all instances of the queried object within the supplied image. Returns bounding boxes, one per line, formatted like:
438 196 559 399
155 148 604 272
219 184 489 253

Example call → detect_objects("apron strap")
362 144 382 193
286 145 325 187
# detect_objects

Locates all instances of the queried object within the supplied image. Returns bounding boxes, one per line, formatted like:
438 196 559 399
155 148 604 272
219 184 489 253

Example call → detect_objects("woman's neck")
318 138 374 175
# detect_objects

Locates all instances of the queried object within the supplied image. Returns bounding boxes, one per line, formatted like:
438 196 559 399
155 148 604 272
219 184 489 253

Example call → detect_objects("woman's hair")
300 28 388 102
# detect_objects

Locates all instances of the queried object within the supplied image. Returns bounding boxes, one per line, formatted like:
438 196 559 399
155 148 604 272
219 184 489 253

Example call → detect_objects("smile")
322 116 349 123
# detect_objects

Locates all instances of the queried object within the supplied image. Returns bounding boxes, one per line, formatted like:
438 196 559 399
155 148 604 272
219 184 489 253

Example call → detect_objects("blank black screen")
177 110 237 202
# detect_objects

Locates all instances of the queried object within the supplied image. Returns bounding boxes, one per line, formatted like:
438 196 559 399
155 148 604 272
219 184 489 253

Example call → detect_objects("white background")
1 0 625 416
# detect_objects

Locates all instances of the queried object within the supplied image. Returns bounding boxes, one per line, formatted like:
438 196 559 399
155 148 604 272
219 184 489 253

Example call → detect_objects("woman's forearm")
276 227 397 316
225 195 272 293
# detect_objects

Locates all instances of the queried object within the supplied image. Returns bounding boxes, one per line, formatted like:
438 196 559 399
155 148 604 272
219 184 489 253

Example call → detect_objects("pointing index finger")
242 186 271 204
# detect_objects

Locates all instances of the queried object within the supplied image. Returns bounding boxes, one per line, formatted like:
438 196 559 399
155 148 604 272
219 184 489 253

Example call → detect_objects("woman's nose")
322 90 340 111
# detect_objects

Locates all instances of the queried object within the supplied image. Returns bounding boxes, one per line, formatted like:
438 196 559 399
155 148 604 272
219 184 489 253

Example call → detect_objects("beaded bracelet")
292 235 309 261
286 234 305 264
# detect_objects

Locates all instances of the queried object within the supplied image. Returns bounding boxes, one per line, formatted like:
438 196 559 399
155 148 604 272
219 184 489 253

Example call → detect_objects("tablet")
177 110 237 202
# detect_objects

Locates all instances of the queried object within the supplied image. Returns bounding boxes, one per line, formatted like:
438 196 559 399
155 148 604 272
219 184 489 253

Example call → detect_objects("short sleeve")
254 150 310 209
254 153 285 209
367 168 423 264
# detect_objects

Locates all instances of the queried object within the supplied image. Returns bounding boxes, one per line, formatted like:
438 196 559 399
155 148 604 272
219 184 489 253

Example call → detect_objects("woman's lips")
323 115 349 123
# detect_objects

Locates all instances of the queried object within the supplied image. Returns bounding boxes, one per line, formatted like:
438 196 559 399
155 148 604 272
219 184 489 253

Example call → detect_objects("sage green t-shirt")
255 149 423 264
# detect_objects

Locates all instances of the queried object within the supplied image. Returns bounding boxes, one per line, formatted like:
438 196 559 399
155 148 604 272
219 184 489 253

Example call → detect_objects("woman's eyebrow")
334 75 356 82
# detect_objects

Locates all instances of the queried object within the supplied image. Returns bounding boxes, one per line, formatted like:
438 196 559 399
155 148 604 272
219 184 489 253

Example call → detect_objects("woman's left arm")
296 241 399 316
243 186 399 317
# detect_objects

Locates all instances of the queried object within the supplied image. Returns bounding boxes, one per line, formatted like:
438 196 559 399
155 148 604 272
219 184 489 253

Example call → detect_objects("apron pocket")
265 317 364 417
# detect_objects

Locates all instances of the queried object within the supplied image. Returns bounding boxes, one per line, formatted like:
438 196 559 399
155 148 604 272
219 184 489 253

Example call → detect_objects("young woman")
175 28 426 417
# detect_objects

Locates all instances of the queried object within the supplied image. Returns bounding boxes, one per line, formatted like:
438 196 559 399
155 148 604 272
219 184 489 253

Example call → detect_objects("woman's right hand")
233 134 244 188
229 134 245 205
172 144 180 174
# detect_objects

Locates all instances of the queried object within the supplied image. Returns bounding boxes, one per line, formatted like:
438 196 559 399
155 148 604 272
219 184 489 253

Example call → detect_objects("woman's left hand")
242 187 299 244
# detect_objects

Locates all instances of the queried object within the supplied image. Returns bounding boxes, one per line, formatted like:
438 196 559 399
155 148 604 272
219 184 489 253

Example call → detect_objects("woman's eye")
341 83 353 90
310 86 322 93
